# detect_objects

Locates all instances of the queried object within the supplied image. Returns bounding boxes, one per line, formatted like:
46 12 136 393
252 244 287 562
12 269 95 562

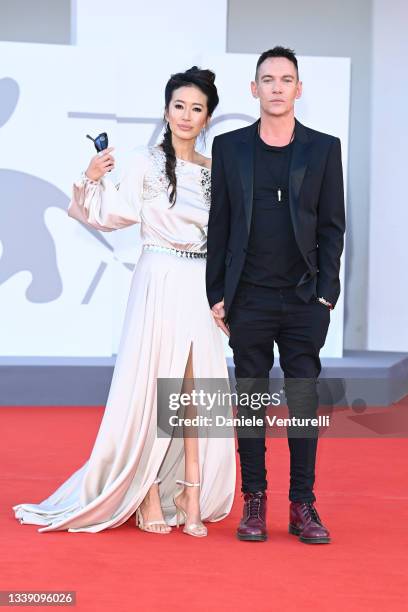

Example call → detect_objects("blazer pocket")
225 252 232 267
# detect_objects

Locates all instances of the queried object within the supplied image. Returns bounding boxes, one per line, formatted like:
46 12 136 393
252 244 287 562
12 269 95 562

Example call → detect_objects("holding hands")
211 299 230 337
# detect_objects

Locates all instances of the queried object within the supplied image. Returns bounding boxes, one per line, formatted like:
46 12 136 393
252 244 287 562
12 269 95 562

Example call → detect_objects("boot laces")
247 494 262 519
302 502 321 524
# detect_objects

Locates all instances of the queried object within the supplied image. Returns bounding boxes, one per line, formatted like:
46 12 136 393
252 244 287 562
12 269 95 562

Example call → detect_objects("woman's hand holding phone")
85 147 115 181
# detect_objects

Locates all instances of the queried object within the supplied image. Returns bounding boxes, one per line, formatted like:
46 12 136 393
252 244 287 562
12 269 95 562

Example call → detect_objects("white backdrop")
368 0 408 351
0 3 349 358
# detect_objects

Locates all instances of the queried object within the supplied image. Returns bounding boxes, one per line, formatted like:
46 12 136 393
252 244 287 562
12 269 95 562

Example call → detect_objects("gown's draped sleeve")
68 146 148 232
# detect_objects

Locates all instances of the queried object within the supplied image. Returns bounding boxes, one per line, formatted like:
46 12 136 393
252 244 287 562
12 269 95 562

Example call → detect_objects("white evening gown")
12 146 236 533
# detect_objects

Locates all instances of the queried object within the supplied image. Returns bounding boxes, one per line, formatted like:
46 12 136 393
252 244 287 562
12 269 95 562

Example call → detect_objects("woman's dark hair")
161 66 219 206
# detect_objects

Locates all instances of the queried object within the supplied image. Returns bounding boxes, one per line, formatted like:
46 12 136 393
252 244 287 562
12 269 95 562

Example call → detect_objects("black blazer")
206 118 346 322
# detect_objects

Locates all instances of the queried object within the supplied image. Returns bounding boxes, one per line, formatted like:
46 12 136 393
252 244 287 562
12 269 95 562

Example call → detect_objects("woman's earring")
200 126 208 150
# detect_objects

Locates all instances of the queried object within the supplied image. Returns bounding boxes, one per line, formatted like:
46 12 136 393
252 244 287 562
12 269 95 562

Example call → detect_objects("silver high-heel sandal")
136 478 171 534
173 479 207 538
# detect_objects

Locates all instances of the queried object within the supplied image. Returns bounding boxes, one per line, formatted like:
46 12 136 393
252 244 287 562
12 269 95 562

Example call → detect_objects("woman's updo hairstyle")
161 66 219 206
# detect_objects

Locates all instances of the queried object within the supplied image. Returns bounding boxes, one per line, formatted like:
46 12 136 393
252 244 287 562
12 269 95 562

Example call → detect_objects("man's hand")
211 299 230 337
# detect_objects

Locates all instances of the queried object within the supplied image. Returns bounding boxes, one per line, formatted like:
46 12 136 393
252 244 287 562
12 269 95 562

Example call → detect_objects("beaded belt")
142 244 207 259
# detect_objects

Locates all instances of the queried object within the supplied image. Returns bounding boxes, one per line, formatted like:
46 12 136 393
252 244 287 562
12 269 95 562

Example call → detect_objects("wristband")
317 297 333 310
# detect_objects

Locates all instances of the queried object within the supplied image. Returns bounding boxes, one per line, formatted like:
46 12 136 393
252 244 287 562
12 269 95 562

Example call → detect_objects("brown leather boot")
289 502 331 544
236 492 267 542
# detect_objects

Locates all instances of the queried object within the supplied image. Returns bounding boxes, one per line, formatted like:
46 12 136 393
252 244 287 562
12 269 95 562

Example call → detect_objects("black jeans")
228 282 331 503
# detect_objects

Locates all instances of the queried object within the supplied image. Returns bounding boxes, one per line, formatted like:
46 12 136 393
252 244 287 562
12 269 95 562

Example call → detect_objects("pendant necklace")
258 121 296 203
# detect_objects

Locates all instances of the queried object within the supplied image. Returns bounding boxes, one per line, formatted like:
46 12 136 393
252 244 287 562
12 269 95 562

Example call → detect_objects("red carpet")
1 406 407 611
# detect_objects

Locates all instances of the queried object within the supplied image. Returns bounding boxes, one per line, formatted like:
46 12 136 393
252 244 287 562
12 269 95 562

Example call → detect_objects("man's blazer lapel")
289 119 310 247
237 120 258 234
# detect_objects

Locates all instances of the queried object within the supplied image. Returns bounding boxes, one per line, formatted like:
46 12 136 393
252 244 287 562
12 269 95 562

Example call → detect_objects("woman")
13 67 236 536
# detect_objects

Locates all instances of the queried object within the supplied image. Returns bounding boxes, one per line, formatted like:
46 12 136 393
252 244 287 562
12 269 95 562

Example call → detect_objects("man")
206 47 345 543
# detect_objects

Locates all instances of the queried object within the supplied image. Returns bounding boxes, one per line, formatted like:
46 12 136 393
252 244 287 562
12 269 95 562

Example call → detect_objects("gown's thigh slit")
179 341 201 480
180 341 197 433
155 339 196 480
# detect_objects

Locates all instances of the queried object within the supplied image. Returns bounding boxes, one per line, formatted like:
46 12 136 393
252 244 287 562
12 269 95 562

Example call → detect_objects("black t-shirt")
240 130 308 287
